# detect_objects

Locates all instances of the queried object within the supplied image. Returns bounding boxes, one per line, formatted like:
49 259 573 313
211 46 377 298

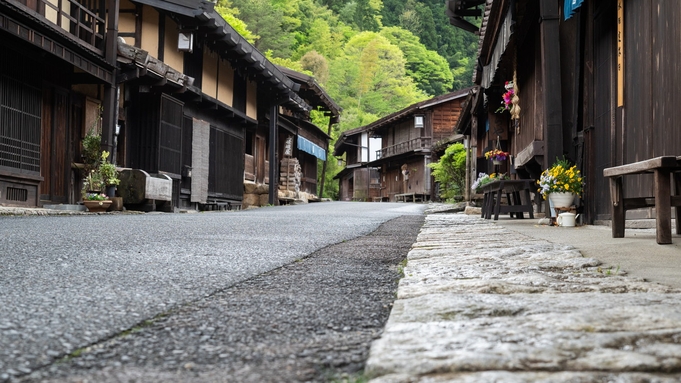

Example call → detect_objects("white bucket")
557 212 579 227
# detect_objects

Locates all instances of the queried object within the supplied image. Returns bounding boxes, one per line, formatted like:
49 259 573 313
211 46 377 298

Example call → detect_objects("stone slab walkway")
366 213 681 382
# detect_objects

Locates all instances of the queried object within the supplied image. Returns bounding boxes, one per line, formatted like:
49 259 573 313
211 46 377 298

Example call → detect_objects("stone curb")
0 206 146 216
366 212 681 382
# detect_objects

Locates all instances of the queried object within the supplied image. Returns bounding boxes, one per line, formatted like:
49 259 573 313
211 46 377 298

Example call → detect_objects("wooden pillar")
539 0 563 169
101 0 119 159
318 117 336 198
268 103 279 206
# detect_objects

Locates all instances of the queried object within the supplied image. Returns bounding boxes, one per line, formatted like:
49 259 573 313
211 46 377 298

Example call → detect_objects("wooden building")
450 0 681 223
114 0 310 210
334 89 471 202
0 0 118 207
0 0 314 211
245 67 342 205
275 67 340 200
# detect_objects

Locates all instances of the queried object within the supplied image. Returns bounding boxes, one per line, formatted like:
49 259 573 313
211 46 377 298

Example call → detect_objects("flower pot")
549 192 575 209
105 185 116 198
492 160 503 165
109 196 124 211
83 200 112 213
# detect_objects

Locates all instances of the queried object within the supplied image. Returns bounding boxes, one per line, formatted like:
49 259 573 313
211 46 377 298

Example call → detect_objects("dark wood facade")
1 0 325 210
0 0 117 207
452 0 681 223
116 0 312 210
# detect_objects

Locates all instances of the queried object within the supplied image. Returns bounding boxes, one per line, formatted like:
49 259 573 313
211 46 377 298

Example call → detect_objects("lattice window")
0 54 42 174
208 126 244 200
159 95 183 175
6 187 28 202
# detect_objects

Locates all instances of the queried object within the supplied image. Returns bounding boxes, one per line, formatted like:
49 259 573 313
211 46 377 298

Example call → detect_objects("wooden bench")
603 156 681 244
480 180 535 220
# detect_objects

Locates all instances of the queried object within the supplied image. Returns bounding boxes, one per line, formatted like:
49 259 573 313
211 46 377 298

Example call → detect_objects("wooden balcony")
12 0 106 54
376 137 432 159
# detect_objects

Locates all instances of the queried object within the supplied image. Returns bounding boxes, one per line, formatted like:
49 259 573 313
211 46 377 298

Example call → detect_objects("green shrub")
428 143 466 200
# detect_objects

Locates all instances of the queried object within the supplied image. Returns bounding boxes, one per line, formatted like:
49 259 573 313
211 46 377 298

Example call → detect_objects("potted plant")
98 150 120 197
82 192 112 213
80 150 119 211
82 169 104 194
82 127 101 171
484 149 510 165
537 158 583 208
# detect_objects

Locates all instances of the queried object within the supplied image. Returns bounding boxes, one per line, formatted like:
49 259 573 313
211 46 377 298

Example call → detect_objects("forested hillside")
218 0 480 198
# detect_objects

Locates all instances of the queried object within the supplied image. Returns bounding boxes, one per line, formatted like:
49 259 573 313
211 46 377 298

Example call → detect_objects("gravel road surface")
0 202 425 382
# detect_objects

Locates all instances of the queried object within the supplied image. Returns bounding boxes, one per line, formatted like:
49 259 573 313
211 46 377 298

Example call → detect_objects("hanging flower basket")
485 149 509 163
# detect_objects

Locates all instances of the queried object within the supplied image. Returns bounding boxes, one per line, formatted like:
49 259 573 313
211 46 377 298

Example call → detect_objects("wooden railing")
14 0 106 54
376 137 432 159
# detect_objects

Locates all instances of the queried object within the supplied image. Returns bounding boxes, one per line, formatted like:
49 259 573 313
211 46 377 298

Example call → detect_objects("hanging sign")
564 0 585 20
284 136 293 157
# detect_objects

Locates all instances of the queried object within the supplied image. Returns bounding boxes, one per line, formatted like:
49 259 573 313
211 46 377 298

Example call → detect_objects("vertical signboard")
617 0 624 107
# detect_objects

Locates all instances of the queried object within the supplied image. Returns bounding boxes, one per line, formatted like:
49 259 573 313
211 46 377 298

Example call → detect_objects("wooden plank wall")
431 100 461 142
621 0 652 207
392 121 412 146
591 0 616 219
40 88 53 197
599 0 681 220
380 158 427 199
516 27 541 154
650 0 681 158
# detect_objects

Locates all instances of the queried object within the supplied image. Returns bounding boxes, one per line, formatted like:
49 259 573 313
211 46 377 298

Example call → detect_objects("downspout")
101 0 119 160
268 102 278 205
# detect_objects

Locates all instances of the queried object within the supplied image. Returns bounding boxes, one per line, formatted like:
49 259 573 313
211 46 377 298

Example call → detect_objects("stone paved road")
366 212 681 383
0 202 426 382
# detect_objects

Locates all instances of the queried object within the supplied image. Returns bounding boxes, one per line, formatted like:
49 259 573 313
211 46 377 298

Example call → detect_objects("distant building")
334 88 472 202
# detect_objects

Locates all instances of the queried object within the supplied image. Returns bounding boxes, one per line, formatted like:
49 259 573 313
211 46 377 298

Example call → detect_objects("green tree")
428 143 467 200
317 0 347 13
330 32 426 118
411 1 437 50
215 0 258 43
300 50 330 84
381 0 405 26
355 0 383 31
380 27 453 96
337 0 382 31
230 0 294 57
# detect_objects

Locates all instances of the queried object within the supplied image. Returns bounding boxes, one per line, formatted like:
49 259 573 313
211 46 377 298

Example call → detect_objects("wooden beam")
539 0 563 168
